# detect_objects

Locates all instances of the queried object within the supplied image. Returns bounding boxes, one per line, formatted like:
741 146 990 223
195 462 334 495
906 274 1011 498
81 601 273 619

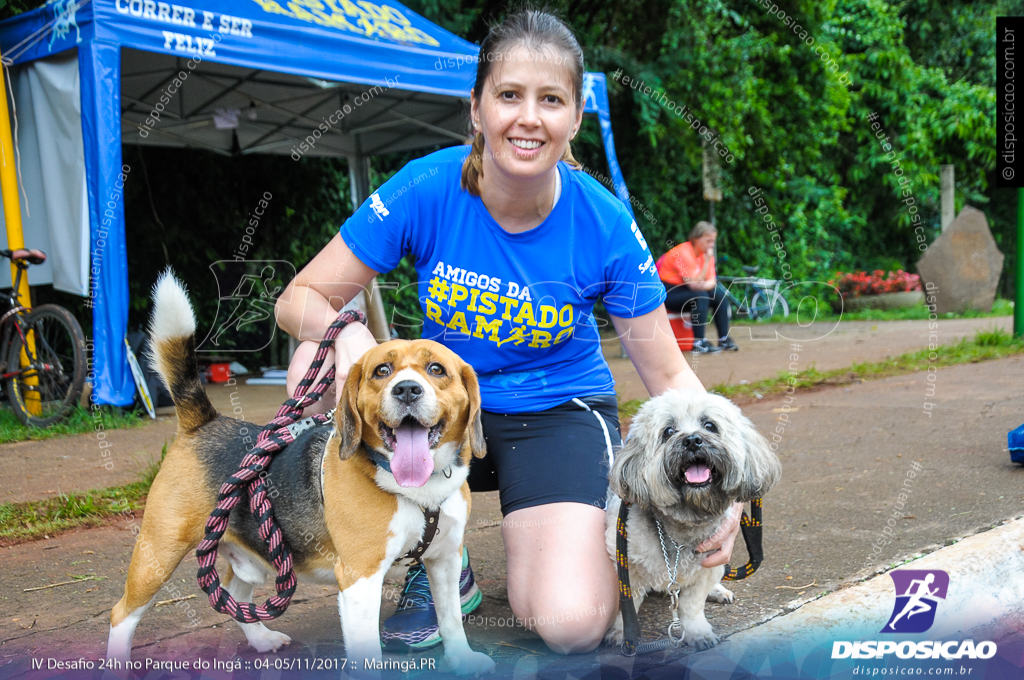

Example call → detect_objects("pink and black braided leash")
195 309 367 623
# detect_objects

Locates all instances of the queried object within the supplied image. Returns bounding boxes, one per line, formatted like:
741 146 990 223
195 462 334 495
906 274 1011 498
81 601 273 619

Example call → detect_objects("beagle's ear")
336 362 364 460
459 362 486 459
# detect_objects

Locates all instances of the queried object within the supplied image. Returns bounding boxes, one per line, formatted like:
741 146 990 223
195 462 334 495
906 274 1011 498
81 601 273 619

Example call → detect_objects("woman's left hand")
696 501 743 568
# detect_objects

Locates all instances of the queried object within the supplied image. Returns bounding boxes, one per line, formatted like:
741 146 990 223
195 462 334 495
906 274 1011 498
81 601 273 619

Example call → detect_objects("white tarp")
0 51 89 295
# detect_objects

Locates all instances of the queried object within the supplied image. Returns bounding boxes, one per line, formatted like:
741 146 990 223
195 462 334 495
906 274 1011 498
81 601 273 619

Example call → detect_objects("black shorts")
466 394 622 516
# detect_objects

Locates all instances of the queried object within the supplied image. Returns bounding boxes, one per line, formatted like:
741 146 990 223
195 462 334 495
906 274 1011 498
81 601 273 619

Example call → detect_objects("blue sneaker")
381 547 482 651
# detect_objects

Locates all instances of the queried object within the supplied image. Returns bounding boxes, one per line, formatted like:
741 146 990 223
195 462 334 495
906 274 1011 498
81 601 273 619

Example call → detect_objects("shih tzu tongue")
392 421 434 487
685 464 711 484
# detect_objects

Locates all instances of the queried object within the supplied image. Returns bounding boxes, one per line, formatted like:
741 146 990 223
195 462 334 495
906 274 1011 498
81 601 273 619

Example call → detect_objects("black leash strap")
722 497 763 581
616 497 765 656
616 501 642 656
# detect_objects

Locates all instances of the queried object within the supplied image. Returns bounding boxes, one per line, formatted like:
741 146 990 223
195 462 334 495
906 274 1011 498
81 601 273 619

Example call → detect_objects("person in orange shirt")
655 221 738 353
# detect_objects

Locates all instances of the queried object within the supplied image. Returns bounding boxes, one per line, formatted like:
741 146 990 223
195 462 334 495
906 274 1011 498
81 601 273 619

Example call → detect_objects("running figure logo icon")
197 260 295 353
881 570 949 634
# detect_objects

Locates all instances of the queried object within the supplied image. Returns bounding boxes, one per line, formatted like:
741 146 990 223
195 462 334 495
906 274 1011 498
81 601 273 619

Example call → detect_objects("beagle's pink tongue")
685 465 711 484
392 422 433 487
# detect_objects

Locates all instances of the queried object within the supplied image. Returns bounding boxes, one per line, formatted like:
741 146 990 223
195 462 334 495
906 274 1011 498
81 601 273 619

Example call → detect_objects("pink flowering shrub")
828 270 922 298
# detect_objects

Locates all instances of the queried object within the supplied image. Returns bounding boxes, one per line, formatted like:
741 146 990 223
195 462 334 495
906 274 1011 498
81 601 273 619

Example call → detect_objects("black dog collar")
360 442 455 479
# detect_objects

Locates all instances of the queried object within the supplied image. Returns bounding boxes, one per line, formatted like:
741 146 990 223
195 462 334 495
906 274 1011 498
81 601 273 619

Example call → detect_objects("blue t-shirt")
339 145 665 413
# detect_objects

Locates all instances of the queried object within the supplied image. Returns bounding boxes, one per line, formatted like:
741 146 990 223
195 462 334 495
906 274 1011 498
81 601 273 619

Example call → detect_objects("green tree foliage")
407 0 1011 293
1 0 1014 351
547 0 1003 290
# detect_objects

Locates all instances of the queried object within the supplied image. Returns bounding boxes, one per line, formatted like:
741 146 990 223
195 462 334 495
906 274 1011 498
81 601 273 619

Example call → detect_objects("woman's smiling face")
471 44 583 180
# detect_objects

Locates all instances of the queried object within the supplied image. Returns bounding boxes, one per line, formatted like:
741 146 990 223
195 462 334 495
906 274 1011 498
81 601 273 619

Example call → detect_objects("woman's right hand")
333 321 379 384
286 321 378 414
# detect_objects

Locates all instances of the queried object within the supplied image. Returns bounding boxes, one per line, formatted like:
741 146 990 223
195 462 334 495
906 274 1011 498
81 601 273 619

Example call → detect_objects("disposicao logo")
882 569 948 634
831 640 997 661
830 569 997 661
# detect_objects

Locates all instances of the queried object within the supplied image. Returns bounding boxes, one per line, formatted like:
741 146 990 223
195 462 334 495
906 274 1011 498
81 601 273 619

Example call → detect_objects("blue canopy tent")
0 0 635 406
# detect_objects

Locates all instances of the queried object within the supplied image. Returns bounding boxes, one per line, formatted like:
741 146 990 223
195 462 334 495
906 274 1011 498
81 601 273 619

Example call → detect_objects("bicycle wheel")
6 304 87 427
750 289 791 320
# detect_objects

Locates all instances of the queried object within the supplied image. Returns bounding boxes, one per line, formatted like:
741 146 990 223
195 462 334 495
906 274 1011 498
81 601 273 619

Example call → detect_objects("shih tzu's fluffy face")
610 390 781 523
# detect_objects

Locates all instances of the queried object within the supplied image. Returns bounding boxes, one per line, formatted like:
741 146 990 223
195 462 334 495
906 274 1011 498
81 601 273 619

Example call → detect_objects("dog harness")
316 430 445 563
616 498 765 656
358 441 447 561
196 309 452 624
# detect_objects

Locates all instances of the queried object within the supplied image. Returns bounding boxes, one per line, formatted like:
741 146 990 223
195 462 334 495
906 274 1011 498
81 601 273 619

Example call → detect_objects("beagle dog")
106 271 495 677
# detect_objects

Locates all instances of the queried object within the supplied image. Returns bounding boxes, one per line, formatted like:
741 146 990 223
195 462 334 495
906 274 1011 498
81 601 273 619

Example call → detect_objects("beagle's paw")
446 650 496 677
707 583 735 604
246 628 292 653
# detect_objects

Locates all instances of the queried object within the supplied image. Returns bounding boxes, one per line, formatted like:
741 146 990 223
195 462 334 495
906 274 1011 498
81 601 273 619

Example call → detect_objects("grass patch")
733 298 1014 325
713 326 1024 402
0 443 166 543
0 404 145 445
618 398 647 420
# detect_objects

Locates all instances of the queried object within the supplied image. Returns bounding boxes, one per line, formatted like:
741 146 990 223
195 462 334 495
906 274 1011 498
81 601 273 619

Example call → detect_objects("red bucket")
667 313 694 352
209 363 232 383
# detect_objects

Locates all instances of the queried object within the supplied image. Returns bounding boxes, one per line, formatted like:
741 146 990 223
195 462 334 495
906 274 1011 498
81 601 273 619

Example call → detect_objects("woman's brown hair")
461 9 584 195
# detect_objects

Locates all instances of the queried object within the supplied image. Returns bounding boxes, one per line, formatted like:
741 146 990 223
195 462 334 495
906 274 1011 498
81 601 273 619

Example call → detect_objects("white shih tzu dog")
604 389 781 650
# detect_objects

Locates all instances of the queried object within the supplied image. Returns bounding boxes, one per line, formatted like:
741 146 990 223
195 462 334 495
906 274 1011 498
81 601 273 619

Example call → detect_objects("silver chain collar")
655 518 685 586
655 517 686 646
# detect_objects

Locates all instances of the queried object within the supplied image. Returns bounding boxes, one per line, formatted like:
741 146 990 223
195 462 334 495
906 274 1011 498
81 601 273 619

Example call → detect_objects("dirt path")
0 382 289 505
1 353 1020 678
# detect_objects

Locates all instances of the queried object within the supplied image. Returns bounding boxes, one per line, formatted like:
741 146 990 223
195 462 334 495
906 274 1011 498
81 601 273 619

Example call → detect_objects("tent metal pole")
1016 187 1023 338
0 59 29 307
347 152 390 341
0 55 41 414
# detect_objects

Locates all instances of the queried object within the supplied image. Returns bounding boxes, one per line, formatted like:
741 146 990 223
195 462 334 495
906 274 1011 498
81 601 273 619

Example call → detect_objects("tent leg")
0 50 41 415
589 75 637 223
80 40 134 406
348 153 390 341
0 59 31 307
1017 188 1023 338
348 153 370 208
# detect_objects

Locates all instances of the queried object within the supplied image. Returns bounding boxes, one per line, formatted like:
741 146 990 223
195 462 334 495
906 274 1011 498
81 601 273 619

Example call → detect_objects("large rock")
915 206 1005 314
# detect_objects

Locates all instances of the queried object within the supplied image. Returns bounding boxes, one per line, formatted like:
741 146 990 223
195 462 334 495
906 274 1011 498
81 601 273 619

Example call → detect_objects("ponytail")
460 132 487 195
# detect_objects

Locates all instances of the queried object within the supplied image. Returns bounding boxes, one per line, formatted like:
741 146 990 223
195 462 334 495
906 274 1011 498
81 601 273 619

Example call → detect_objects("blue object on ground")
1009 423 1024 464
